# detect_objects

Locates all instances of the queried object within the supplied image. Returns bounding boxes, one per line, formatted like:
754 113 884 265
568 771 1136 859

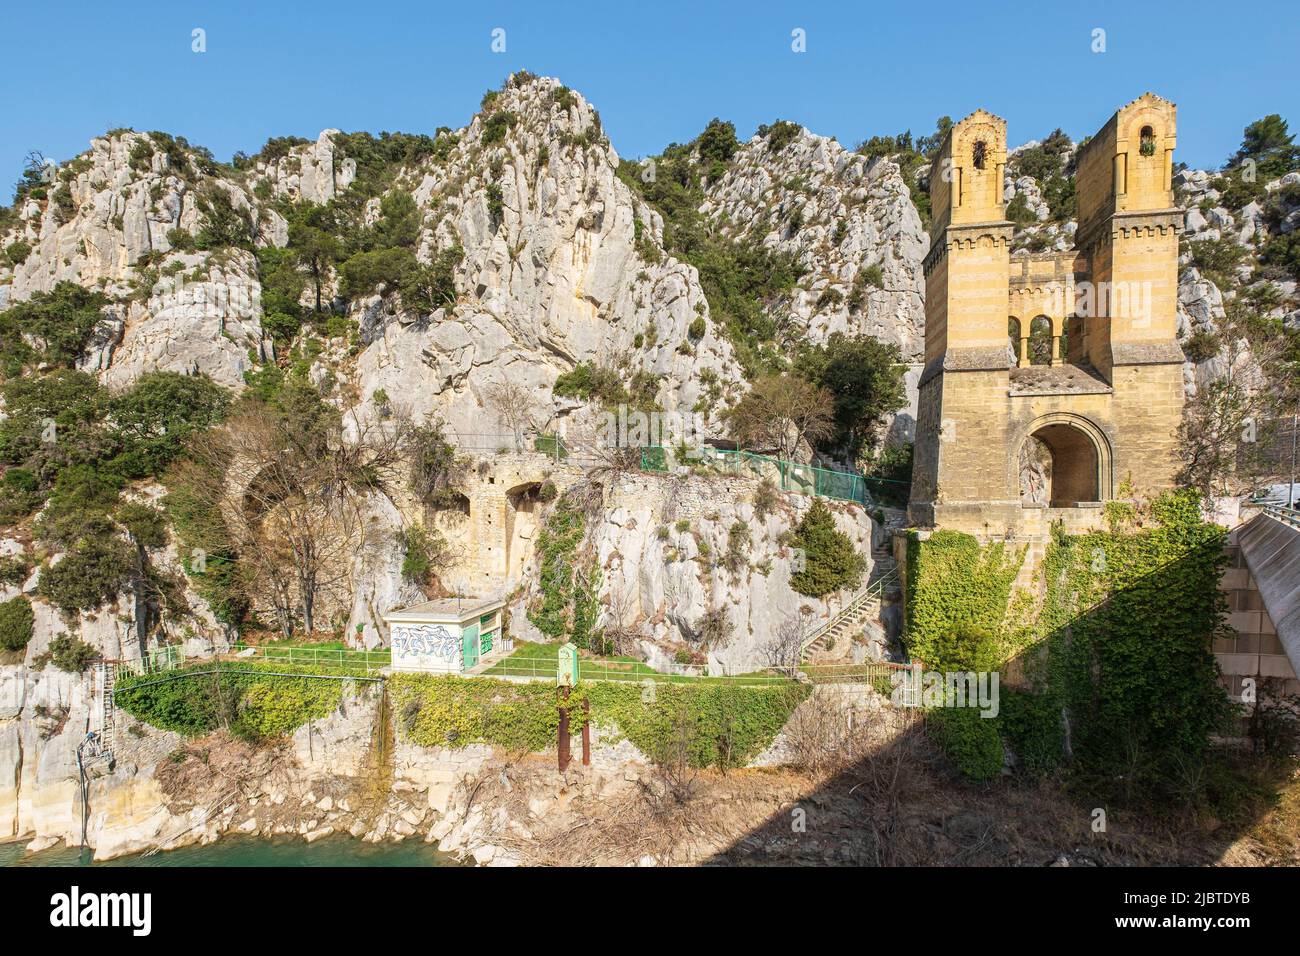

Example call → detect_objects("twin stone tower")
908 92 1186 537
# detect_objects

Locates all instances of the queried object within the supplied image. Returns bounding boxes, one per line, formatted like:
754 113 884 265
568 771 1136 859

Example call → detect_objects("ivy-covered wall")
1032 490 1232 790
389 673 808 769
903 529 1025 670
903 491 1234 796
114 661 362 741
527 493 603 650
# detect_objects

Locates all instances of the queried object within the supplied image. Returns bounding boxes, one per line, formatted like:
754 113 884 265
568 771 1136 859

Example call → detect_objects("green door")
461 621 480 669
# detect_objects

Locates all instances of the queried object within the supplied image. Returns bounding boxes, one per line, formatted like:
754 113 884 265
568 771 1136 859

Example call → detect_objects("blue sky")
3 0 1297 200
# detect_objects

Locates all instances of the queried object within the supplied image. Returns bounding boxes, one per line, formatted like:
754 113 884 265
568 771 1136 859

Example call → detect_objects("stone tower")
909 94 1185 536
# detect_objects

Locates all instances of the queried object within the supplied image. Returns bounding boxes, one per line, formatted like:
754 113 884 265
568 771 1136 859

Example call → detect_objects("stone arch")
1017 413 1112 507
503 480 545 584
1028 315 1053 365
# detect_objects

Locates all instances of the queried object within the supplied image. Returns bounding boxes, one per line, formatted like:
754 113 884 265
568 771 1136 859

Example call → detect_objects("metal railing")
639 445 908 507
114 645 183 677
1261 503 1300 530
481 653 796 686
798 567 900 658
799 660 911 685
229 643 391 674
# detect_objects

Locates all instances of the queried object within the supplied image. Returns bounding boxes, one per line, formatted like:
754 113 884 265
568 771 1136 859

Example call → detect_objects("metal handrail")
1261 504 1300 530
798 567 899 657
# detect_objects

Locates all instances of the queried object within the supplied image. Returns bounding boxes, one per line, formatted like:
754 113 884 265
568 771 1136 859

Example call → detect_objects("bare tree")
484 378 541 451
172 399 419 638
726 374 835 461
762 614 808 676
1178 335 1284 496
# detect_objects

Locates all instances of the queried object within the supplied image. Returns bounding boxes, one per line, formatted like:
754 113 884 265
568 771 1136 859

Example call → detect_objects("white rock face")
512 471 877 674
346 76 743 441
700 127 929 359
0 131 270 389
258 130 357 205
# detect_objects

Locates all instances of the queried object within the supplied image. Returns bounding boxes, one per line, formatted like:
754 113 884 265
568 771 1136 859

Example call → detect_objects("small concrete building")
384 597 509 674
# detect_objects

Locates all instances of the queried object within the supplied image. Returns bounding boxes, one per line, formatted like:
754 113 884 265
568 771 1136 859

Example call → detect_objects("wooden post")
558 686 571 771
581 697 591 766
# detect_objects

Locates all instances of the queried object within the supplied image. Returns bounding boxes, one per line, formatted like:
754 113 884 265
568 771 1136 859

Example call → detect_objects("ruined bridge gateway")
909 93 1185 537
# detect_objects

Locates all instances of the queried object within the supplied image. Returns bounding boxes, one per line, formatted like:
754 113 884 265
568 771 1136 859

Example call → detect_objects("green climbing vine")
114 661 361 741
903 490 1234 799
1032 490 1234 797
389 673 808 769
903 529 1025 669
527 492 605 650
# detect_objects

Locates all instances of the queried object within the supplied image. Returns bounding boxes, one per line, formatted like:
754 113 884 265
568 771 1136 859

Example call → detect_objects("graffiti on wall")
392 624 460 665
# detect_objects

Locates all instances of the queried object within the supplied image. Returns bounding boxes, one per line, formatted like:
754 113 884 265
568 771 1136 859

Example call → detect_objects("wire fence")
639 445 907 507
482 653 798 685
229 643 392 674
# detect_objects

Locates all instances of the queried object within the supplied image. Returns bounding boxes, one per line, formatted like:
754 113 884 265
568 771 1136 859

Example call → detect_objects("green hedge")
114 661 360 741
389 674 808 769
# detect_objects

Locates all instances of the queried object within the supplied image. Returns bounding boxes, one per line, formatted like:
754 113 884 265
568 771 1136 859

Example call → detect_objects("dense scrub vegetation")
616 119 804 374
0 280 231 626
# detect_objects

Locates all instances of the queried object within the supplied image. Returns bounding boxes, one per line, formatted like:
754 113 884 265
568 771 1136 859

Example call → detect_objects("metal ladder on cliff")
94 661 118 755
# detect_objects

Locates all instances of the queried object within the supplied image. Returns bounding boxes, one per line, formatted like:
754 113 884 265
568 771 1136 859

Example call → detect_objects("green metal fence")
637 445 907 507
229 643 392 674
534 434 569 460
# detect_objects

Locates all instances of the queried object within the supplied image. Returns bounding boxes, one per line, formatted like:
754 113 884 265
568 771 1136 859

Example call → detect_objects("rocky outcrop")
0 130 271 388
507 470 877 674
344 75 744 442
700 127 929 360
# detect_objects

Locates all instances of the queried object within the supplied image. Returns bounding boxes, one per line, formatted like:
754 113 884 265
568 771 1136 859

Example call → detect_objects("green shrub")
927 707 1003 782
789 499 865 597
758 120 800 153
1182 328 1221 363
552 362 625 403
688 316 706 340
0 596 34 652
37 537 134 614
481 110 519 145
339 247 417 299
5 240 32 266
48 635 98 672
0 282 110 373
400 524 446 585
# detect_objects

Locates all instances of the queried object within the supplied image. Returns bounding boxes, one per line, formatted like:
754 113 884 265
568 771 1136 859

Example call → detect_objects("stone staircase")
798 505 908 663
800 540 903 662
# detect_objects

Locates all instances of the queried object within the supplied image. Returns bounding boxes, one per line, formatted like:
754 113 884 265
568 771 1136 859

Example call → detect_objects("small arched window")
973 140 987 170
1139 126 1156 157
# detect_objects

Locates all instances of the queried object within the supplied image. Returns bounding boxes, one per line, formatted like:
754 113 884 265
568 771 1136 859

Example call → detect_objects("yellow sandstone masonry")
910 93 1185 537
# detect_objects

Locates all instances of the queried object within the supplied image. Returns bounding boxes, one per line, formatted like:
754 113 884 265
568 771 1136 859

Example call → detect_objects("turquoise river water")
0 834 455 867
